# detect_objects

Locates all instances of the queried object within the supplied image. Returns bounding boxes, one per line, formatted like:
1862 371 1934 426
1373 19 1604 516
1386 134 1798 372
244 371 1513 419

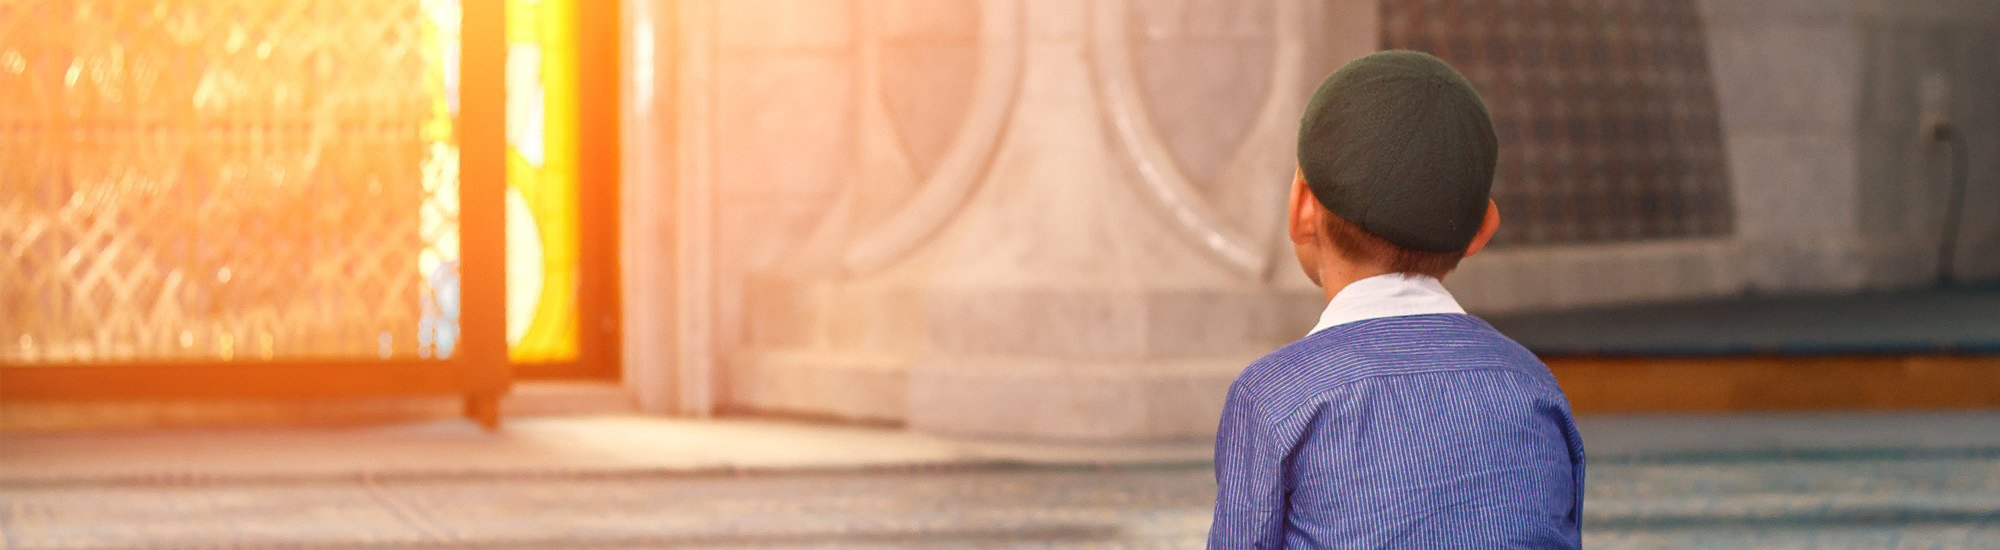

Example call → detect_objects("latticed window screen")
1381 0 1735 247
0 0 463 364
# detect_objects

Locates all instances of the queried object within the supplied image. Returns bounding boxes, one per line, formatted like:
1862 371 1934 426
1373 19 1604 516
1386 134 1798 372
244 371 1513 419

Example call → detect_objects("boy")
1208 51 1585 549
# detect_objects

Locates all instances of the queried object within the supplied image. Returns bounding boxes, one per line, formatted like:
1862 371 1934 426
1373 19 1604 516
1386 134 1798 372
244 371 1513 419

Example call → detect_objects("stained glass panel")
0 0 463 364
503 0 580 363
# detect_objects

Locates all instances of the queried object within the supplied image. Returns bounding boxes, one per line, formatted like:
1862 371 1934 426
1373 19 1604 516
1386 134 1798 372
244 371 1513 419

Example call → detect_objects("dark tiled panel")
1381 0 1736 247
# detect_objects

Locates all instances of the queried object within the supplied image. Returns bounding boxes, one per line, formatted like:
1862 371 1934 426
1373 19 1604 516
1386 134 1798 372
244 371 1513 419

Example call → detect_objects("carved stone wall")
1700 0 2000 290
647 0 2000 439
712 0 1362 438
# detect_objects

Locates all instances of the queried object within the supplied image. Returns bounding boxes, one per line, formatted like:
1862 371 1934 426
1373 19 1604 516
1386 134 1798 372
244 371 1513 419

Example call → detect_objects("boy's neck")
1314 261 1399 303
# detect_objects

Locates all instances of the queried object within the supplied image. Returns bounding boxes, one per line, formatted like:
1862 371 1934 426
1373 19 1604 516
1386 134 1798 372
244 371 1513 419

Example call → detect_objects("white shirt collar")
1308 273 1466 335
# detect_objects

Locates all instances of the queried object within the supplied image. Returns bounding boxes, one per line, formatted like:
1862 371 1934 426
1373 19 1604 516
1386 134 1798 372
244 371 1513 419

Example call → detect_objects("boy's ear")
1288 171 1321 245
1463 199 1501 258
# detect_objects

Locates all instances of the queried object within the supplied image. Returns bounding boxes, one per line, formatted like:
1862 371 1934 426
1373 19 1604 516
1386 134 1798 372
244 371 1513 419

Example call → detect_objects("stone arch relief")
801 0 1023 276
1091 0 1304 279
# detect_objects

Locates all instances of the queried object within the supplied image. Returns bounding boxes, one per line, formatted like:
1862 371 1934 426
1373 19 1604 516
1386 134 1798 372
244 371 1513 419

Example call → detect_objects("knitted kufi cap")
1297 50 1498 253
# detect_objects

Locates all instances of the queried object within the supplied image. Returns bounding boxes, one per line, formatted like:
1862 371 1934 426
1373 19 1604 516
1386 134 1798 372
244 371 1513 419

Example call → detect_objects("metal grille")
1381 0 1735 247
0 0 460 364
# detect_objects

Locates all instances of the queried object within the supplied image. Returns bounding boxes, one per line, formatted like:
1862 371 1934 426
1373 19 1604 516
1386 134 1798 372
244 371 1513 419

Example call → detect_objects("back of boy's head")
1297 50 1497 272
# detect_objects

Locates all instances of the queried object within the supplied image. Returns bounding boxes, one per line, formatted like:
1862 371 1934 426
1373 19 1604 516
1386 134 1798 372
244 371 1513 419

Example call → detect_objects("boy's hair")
1322 211 1465 278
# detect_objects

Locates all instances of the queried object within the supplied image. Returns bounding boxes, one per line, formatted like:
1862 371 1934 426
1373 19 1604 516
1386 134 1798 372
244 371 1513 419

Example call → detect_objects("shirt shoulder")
1228 313 1555 410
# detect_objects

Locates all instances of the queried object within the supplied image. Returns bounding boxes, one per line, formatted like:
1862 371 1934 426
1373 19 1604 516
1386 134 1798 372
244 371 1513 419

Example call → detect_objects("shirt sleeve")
1208 379 1304 550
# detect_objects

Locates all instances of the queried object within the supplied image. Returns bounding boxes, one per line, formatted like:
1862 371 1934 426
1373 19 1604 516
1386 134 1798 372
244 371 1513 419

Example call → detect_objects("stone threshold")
0 415 1214 486
1 380 637 433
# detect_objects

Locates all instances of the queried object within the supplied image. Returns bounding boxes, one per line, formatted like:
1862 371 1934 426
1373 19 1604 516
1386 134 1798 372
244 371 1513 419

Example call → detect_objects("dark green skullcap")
1297 50 1497 253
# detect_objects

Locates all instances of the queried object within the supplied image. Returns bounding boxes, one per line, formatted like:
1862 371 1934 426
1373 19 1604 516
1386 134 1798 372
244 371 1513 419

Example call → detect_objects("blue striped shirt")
1209 313 1585 549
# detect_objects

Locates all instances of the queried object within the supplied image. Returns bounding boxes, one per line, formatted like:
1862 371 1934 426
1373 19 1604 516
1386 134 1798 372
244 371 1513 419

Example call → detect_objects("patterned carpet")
1586 447 2000 548
5 447 1999 549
